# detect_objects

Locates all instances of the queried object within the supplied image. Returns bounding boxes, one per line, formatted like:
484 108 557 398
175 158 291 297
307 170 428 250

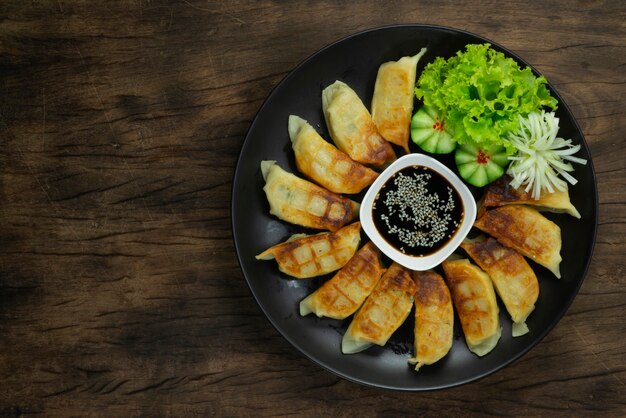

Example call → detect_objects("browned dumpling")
442 259 501 357
299 242 385 319
409 270 453 371
288 115 378 194
255 222 361 279
341 262 416 354
461 237 539 337
322 81 396 167
261 160 359 231
474 205 562 278
371 48 427 153
481 174 580 218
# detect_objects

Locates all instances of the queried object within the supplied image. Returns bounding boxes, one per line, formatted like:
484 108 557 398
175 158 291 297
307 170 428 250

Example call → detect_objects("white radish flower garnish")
507 111 587 199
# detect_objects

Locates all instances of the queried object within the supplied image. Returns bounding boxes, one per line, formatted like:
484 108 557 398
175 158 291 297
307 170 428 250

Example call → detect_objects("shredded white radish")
507 111 587 199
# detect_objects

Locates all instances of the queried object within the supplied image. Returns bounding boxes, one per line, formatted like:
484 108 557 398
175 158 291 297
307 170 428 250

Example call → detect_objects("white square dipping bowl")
360 153 477 271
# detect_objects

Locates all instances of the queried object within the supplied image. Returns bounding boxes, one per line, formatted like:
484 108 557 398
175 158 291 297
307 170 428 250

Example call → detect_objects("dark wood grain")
0 0 624 416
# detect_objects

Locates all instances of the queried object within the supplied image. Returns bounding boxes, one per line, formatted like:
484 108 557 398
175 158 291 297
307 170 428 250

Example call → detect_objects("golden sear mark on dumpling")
480 174 580 218
461 238 539 337
442 259 501 357
474 205 562 278
299 242 385 319
322 81 396 167
409 270 453 371
341 262 416 354
255 222 361 279
288 115 378 194
261 160 359 231
371 49 427 153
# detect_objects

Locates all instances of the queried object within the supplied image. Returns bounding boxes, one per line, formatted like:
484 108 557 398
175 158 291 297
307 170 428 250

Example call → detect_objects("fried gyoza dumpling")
288 115 378 194
322 81 396 167
442 259 501 357
341 262 416 354
474 205 562 278
299 242 385 319
261 160 359 231
481 174 581 218
461 237 539 337
408 270 453 371
255 222 361 279
371 48 427 153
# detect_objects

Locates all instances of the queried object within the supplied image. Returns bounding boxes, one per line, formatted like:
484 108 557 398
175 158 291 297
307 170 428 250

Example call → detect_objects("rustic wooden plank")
0 0 624 416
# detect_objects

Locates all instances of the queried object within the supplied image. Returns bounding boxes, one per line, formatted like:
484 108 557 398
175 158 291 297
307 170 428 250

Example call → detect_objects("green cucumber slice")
490 152 510 167
455 143 508 187
410 106 456 154
485 161 505 179
468 165 489 187
410 126 434 144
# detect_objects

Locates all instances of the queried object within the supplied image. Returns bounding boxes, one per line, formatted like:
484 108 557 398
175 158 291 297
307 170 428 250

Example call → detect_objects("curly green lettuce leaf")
415 43 558 154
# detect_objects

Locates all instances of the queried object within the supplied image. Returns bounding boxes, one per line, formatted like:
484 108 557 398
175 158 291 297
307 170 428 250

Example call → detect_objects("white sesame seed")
373 166 461 254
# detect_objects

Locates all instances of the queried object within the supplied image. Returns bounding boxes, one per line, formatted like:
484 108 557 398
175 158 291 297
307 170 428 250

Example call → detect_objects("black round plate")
231 25 598 390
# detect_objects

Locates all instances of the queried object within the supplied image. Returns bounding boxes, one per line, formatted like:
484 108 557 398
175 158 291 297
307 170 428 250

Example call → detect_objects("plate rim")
230 23 599 391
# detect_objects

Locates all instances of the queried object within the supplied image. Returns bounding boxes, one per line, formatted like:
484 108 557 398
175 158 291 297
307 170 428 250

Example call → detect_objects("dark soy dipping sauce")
372 165 464 257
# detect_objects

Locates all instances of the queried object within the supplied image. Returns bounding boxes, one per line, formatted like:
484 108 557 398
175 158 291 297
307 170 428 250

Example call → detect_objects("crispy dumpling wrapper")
341 262 416 354
322 80 396 167
261 160 359 231
474 205 562 278
481 174 581 218
255 222 361 279
299 242 385 319
371 48 427 153
461 237 539 337
442 259 501 357
409 270 453 371
288 115 378 194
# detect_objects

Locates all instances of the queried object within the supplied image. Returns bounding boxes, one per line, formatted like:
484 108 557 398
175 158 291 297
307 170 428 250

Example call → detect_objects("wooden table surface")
1 1 624 416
